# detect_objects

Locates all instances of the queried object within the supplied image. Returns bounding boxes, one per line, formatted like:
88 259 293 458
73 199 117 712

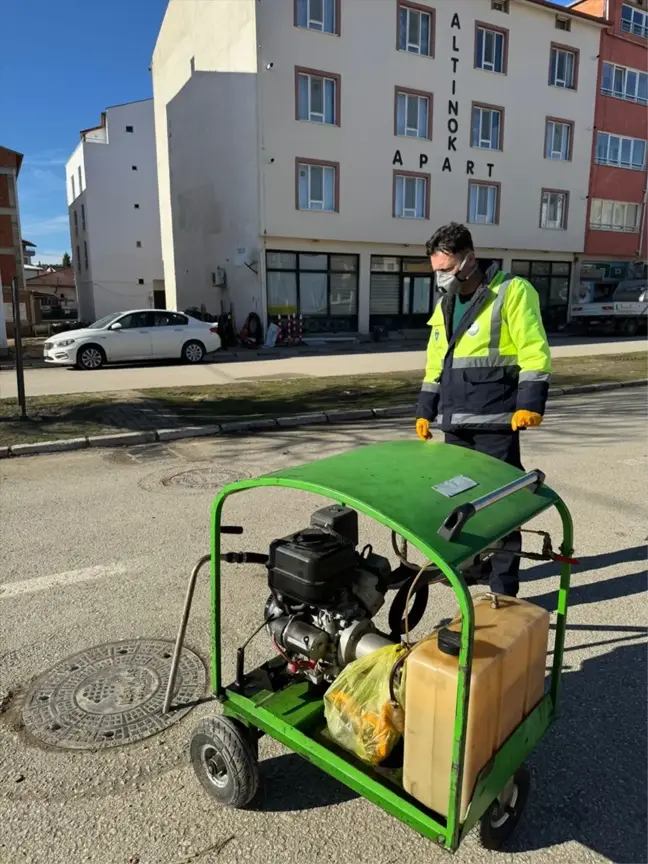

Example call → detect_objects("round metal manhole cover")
22 639 206 751
139 463 266 493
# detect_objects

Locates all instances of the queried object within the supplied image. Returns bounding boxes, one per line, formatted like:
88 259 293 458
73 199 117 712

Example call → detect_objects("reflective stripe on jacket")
416 271 552 431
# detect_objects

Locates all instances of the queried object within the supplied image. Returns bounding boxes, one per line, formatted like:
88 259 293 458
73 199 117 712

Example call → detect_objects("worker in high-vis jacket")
416 222 551 597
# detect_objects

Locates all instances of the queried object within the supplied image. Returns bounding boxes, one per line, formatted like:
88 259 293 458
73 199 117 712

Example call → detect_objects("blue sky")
0 0 167 264
1 0 573 266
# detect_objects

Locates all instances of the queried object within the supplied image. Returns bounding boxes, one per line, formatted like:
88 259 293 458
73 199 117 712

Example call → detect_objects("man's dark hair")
425 222 475 257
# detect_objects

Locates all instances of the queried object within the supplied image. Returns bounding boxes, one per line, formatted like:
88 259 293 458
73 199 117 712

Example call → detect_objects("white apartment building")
152 0 605 336
66 99 164 322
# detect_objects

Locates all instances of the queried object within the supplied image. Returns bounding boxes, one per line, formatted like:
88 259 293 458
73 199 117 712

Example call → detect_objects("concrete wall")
255 0 602 252
152 0 261 322
66 100 164 321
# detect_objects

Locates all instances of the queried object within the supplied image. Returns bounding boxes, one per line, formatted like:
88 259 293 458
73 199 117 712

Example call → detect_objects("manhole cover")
139 463 266 493
22 639 205 751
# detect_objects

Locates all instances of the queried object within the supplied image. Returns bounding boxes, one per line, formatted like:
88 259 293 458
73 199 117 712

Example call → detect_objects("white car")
43 309 222 370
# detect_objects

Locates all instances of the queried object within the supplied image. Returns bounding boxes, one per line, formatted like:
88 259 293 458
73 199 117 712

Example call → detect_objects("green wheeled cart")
164 441 575 853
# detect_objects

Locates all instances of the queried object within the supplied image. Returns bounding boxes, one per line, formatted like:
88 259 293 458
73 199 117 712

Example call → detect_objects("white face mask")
435 255 476 296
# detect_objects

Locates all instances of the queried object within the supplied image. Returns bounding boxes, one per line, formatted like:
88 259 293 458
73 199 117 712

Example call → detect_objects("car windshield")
88 313 123 330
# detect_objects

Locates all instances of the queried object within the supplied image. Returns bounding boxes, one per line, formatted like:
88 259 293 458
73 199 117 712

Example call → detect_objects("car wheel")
182 340 205 364
76 344 106 370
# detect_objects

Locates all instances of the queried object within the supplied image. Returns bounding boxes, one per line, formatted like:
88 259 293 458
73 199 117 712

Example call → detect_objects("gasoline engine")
262 505 405 684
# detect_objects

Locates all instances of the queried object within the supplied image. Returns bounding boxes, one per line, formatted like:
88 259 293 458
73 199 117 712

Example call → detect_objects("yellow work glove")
416 418 433 441
511 410 543 431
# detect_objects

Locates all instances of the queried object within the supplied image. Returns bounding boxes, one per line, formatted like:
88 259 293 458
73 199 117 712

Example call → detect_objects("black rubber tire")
621 318 640 337
479 765 531 850
190 715 259 808
76 344 106 370
182 339 206 364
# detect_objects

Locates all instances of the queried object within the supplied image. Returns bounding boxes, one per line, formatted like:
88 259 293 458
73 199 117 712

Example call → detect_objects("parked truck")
570 262 647 336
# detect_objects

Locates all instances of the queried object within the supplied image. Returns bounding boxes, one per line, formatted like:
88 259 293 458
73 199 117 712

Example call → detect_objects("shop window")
266 250 358 333
511 259 572 331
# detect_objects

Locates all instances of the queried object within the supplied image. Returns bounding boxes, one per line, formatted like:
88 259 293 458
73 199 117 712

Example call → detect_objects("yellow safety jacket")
416 271 551 431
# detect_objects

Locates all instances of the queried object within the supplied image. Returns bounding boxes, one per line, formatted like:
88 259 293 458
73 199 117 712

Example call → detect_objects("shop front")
510 259 572 332
266 250 359 334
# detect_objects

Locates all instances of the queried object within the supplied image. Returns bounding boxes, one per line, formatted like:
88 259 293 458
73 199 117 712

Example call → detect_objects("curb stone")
277 412 328 428
326 409 374 423
9 437 89 457
87 431 157 449
3 379 646 458
157 425 221 441
220 417 278 433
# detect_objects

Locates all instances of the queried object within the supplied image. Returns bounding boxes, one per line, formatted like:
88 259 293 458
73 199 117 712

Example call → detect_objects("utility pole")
11 278 27 419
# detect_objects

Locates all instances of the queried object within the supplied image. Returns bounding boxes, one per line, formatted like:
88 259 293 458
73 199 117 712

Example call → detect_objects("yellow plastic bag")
323 643 408 765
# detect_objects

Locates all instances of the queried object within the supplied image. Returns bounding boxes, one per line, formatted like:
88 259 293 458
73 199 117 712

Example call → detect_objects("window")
471 103 503 149
76 245 81 272
590 199 642 232
596 132 647 170
71 175 76 199
119 311 153 329
81 204 86 231
134 203 140 209
540 189 569 230
393 172 429 219
395 89 432 139
78 165 83 191
369 255 436 327
83 240 89 270
138 278 145 285
398 2 434 57
545 118 573 160
73 209 78 237
266 251 358 332
555 15 571 31
154 311 188 327
475 24 508 74
550 44 578 89
468 181 500 224
296 160 338 211
510 259 572 330
132 165 138 171
126 125 134 133
601 62 648 104
621 3 648 38
296 68 339 125
491 0 509 13
295 0 338 35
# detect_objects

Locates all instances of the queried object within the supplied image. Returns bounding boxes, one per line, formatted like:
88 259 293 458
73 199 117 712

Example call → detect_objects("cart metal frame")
197 441 572 852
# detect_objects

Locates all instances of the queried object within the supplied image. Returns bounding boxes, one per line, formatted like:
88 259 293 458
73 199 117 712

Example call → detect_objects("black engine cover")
268 528 356 606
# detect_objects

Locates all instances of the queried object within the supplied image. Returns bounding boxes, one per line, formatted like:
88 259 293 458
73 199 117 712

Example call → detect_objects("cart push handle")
437 469 546 543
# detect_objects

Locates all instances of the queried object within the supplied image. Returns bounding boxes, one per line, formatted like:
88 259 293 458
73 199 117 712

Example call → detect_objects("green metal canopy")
231 441 559 568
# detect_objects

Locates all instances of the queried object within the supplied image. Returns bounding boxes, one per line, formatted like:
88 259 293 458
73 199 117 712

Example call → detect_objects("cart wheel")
190 715 259 808
479 765 530 850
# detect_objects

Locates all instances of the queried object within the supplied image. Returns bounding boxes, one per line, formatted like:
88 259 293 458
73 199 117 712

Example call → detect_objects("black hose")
388 575 429 640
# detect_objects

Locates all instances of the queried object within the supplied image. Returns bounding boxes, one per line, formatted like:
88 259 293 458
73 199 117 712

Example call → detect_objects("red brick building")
0 145 33 338
572 0 647 291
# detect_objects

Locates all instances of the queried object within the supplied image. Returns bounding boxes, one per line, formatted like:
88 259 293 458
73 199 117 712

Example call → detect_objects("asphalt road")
1 389 647 864
0 336 645 399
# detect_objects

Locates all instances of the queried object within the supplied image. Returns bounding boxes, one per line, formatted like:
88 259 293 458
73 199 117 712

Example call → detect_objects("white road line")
0 562 132 599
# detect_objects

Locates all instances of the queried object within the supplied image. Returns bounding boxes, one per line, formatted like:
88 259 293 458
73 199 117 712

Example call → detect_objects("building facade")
66 100 165 322
0 146 32 345
572 0 647 307
153 0 605 335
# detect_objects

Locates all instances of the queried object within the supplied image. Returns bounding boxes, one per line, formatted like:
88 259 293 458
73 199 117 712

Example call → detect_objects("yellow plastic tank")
403 595 549 820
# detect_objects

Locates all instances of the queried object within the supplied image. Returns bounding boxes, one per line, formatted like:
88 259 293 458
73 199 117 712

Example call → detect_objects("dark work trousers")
445 430 523 597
